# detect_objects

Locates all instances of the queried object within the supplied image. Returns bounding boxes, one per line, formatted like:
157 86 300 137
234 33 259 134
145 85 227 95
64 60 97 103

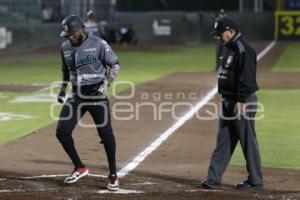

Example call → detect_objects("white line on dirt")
14 173 107 179
118 86 218 178
18 174 69 179
130 181 158 186
257 41 277 61
97 189 144 194
88 173 107 178
0 189 26 193
117 40 277 178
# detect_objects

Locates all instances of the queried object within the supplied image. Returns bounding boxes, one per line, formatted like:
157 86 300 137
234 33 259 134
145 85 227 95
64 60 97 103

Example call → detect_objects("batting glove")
57 88 66 104
99 80 109 96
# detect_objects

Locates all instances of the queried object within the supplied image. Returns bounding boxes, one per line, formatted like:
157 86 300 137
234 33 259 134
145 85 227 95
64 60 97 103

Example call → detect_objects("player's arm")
99 40 120 83
57 50 70 104
237 48 257 103
235 48 257 115
107 62 120 82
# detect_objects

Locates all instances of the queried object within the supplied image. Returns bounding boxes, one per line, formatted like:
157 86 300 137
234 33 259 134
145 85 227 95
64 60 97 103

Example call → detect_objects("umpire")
56 15 120 191
202 19 263 189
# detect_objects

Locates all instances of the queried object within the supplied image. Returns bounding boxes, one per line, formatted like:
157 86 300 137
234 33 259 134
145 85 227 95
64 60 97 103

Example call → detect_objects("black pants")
207 94 263 185
56 95 116 175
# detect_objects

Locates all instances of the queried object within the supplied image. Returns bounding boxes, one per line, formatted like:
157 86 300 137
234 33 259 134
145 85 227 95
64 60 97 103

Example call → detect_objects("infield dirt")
0 42 299 200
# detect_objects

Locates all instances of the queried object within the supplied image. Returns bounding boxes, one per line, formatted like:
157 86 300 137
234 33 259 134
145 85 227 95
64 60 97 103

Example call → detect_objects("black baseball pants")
56 95 116 175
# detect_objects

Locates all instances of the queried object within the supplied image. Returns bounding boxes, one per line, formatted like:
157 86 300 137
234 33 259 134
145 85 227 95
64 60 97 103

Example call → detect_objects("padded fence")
0 11 275 51
115 11 275 44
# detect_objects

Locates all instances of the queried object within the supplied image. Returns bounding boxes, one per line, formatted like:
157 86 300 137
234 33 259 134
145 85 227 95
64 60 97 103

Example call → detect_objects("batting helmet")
60 15 84 38
86 10 94 17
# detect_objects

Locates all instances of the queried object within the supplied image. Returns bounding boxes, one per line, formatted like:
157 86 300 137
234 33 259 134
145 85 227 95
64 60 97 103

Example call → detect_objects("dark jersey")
217 33 259 103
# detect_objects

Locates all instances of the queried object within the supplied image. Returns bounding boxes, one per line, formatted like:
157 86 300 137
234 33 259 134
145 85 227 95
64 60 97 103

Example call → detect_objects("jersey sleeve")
237 49 257 103
60 49 70 87
99 40 119 66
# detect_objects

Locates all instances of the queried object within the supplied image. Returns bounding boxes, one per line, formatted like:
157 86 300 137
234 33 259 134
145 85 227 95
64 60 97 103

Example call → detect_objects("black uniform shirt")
217 33 259 103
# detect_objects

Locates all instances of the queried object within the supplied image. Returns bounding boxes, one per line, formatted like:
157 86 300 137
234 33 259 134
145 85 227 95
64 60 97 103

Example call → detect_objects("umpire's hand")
57 89 66 104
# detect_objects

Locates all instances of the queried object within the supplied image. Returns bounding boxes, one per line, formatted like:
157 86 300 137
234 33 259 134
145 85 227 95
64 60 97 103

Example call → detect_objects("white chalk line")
0 189 26 193
9 83 58 103
130 181 158 186
0 83 49 87
1 84 57 121
118 86 218 178
0 41 276 194
0 112 37 121
98 189 144 194
1 173 107 180
117 40 277 178
257 40 277 61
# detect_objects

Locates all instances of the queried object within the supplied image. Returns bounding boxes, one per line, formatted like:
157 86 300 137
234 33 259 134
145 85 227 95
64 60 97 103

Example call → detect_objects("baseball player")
202 18 263 189
84 10 107 40
56 15 120 191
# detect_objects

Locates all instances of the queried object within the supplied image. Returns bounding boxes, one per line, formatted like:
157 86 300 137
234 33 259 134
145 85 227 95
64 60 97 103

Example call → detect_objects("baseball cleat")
201 179 220 190
64 167 89 184
236 180 263 189
107 174 120 191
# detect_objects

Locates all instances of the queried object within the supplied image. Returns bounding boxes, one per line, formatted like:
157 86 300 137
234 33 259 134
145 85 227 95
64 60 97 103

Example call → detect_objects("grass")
0 59 61 84
0 46 215 85
231 90 300 170
0 92 59 144
0 45 215 144
273 43 300 72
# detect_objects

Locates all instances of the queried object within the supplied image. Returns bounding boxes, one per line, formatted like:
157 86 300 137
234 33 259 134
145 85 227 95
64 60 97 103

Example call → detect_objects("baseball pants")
56 95 116 175
207 93 263 185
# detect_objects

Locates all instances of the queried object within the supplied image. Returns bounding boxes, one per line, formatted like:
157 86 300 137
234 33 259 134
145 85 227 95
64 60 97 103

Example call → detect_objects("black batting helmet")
60 15 84 38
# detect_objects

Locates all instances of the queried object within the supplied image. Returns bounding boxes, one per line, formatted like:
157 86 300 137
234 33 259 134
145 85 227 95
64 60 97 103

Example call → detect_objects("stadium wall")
1 24 61 52
115 11 274 44
0 11 274 51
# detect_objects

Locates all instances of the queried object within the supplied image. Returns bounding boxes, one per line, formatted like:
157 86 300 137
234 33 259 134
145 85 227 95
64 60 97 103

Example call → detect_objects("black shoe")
236 180 263 189
201 179 220 189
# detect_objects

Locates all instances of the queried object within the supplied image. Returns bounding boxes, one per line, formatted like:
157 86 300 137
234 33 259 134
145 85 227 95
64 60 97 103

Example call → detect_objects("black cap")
60 15 84 38
211 18 238 36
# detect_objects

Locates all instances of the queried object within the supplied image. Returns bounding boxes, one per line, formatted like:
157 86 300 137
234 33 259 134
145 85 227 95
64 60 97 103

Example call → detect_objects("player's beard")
69 33 84 46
